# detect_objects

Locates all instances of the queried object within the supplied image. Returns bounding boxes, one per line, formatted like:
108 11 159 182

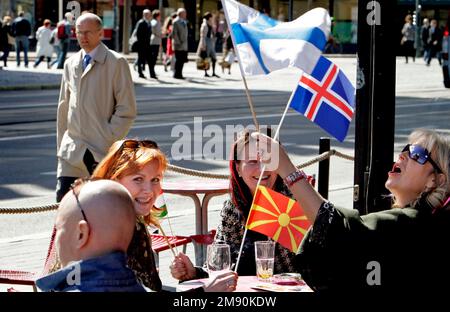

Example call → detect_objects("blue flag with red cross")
289 56 355 142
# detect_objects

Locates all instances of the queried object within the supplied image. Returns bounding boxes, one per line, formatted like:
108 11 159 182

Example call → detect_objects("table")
162 179 229 265
176 276 313 292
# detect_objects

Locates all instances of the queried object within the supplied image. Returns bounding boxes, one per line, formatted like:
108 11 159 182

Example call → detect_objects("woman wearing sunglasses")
91 139 237 292
252 129 450 292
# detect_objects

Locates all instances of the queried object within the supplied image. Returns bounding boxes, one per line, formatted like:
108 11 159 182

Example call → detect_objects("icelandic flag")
221 0 331 76
289 56 355 142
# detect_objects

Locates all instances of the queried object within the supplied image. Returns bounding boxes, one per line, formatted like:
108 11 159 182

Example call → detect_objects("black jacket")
11 17 31 37
428 26 443 50
297 198 450 293
135 19 151 47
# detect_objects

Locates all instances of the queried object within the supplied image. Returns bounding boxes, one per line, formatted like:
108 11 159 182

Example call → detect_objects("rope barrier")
0 203 59 215
0 150 354 214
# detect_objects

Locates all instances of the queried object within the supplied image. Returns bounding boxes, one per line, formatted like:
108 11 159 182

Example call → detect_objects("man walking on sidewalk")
11 11 31 67
56 13 136 202
134 9 152 78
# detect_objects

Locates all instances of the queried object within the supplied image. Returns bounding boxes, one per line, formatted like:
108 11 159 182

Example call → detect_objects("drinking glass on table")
255 240 275 282
207 242 231 277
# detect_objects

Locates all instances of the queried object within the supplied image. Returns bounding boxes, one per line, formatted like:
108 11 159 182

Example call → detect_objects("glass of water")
255 241 275 281
207 242 231 277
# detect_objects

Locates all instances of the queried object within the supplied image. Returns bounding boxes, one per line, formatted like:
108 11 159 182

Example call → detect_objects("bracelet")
283 169 307 187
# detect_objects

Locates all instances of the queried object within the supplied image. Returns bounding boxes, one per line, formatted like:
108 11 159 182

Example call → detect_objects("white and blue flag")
222 0 331 76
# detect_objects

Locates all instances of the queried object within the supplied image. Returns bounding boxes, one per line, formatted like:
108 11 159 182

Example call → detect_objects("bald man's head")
56 180 135 267
75 13 103 53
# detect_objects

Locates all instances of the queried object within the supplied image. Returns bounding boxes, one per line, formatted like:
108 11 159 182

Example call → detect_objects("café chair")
0 227 57 292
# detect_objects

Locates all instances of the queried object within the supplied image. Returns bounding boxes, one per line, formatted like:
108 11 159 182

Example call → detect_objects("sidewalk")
0 51 354 91
0 51 198 91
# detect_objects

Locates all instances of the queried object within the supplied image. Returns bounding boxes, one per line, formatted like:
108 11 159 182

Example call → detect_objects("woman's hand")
203 271 238 292
250 132 296 178
170 252 197 281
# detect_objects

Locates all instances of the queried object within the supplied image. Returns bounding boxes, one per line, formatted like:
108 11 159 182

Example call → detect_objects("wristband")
283 169 307 187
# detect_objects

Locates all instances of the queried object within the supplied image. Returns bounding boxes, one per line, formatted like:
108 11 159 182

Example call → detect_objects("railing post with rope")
318 137 330 199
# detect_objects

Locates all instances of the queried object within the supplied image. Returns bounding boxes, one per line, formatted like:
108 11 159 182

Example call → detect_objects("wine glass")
207 242 231 277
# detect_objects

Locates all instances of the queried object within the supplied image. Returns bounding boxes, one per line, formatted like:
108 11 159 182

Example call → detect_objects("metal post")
318 137 330 199
353 0 396 214
415 0 422 57
59 0 63 21
288 0 293 21
114 0 119 52
122 0 130 54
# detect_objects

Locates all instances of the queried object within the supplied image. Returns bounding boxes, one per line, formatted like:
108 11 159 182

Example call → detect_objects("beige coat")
57 42 137 177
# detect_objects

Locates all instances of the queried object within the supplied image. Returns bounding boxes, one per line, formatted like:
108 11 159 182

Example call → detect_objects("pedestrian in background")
421 18 430 62
197 12 219 78
172 8 188 79
149 9 162 79
0 16 13 67
426 19 443 66
401 14 416 64
34 19 53 69
56 12 74 69
11 11 31 68
162 12 176 72
134 9 152 79
49 25 61 68
220 28 234 75
56 13 136 202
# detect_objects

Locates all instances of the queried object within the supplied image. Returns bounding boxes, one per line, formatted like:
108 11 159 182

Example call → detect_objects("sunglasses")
70 179 90 223
120 139 158 150
402 144 443 174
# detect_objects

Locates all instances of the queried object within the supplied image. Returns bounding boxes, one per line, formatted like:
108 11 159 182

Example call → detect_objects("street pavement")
0 54 449 291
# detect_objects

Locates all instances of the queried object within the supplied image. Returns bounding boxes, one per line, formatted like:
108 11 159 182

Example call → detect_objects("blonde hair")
92 139 168 226
396 129 450 210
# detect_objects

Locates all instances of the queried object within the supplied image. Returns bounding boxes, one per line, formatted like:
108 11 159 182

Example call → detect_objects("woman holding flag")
253 129 450 292
91 139 236 292
170 129 308 281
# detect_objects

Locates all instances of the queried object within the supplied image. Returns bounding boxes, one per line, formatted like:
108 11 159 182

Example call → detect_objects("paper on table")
251 282 313 292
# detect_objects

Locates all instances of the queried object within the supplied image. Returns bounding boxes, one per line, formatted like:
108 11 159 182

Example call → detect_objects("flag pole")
234 83 298 273
221 0 259 130
166 216 180 255
157 224 177 258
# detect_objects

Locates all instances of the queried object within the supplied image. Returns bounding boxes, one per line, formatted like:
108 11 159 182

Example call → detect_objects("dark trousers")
56 149 98 202
149 45 159 77
0 46 10 66
137 45 151 76
34 56 51 67
174 50 187 78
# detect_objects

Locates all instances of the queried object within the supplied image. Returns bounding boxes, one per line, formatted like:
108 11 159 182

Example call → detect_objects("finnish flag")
222 0 331 76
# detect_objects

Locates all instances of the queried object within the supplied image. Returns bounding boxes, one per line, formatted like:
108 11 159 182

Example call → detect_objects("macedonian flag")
246 186 311 253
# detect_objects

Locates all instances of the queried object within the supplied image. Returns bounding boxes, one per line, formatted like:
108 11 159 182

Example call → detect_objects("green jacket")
297 199 450 292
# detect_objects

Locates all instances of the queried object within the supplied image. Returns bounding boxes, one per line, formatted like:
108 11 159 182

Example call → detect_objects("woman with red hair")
34 19 53 68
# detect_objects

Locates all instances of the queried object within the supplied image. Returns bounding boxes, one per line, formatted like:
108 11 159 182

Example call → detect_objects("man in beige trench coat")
56 13 137 202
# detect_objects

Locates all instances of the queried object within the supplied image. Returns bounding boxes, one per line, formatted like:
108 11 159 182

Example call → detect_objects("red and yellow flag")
246 186 311 253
